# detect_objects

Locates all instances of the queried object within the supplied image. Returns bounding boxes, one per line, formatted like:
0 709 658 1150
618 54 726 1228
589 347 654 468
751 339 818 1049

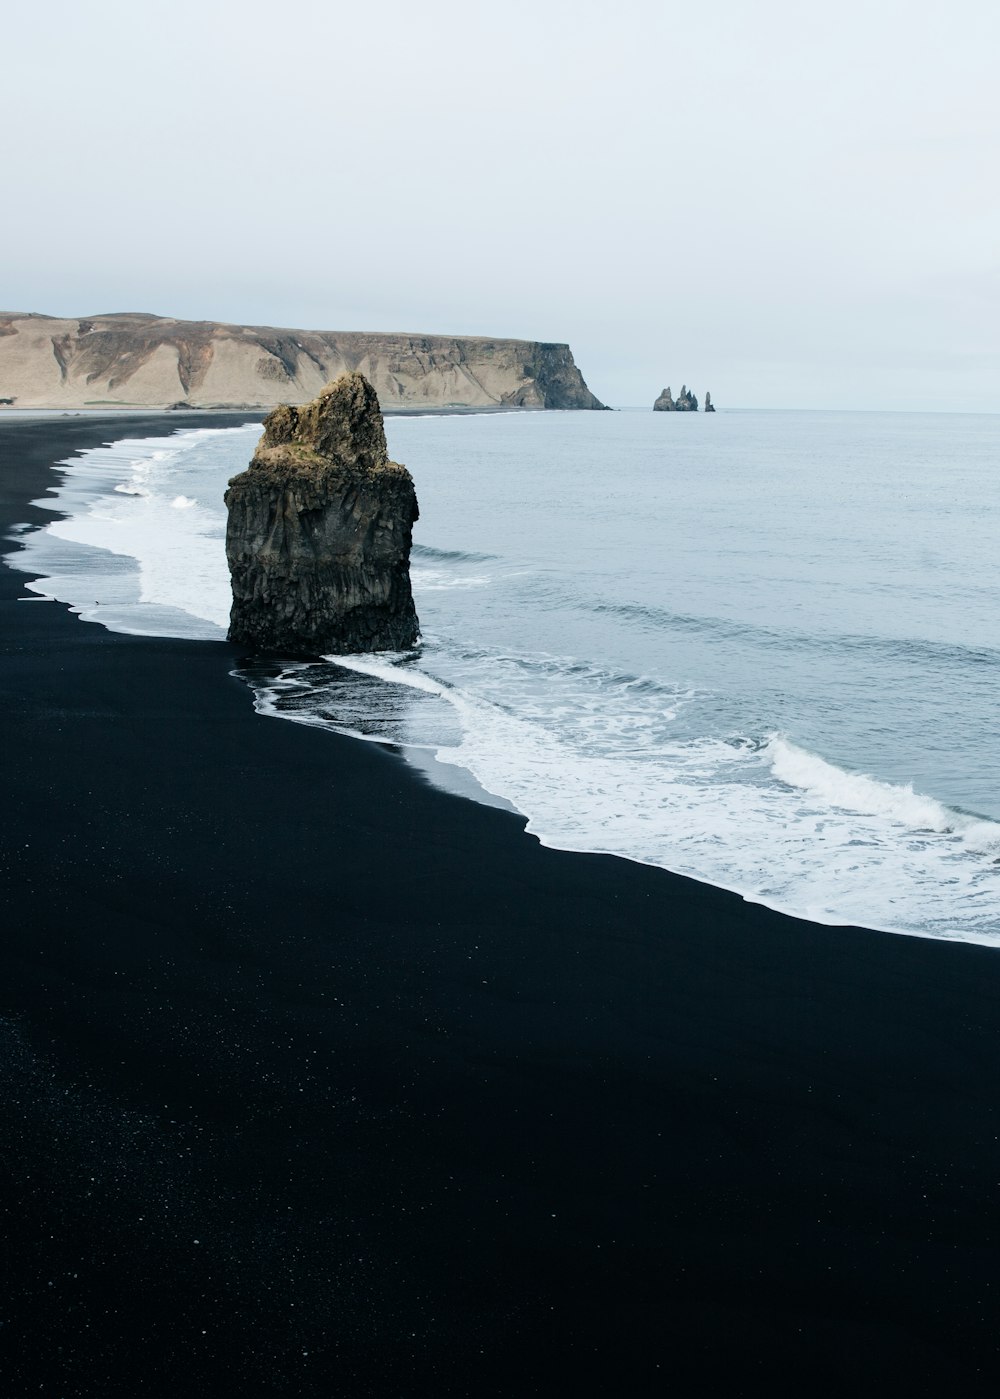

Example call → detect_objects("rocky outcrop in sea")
225 373 419 656
653 385 711 411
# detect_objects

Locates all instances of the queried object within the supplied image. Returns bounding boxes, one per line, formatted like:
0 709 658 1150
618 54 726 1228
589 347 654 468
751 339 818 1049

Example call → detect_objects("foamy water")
13 409 1000 945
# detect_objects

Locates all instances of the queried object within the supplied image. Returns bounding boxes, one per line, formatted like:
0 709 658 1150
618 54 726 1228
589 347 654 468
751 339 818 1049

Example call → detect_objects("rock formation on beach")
225 373 419 656
653 384 699 411
0 312 606 411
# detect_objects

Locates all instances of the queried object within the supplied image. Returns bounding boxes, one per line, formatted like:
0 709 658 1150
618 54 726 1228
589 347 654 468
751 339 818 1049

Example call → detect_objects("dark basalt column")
225 373 419 656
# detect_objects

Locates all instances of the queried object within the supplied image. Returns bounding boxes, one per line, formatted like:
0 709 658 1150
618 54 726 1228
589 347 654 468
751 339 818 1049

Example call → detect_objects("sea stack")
705 391 715 412
225 373 419 656
653 384 699 411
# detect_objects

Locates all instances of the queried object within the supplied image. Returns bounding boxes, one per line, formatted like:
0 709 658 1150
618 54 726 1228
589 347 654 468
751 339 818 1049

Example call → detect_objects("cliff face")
0 312 605 410
225 373 419 656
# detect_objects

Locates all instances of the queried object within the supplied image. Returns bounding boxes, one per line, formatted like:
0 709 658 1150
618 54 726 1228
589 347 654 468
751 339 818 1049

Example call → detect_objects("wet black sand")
2 416 1000 1395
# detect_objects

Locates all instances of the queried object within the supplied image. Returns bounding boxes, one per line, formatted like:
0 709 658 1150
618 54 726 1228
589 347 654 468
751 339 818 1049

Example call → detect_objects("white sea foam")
20 424 256 639
328 654 1000 944
410 566 493 591
330 653 449 697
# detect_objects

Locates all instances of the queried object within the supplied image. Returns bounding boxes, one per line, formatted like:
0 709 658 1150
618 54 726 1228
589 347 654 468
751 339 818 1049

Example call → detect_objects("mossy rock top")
258 373 390 471
226 372 415 499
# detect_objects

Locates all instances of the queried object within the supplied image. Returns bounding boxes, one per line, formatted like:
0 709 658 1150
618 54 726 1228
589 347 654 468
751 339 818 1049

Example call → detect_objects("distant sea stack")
0 312 606 411
653 385 713 411
225 373 419 656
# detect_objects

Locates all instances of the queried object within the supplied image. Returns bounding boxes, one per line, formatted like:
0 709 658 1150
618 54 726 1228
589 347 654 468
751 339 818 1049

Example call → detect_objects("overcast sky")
5 0 998 409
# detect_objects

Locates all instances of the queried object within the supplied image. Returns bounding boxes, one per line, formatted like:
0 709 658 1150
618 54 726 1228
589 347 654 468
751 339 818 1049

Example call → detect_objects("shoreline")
4 417 1000 1393
21 415 995 950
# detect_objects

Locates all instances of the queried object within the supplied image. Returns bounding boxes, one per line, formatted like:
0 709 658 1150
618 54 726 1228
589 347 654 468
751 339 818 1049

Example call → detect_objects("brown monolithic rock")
225 373 419 655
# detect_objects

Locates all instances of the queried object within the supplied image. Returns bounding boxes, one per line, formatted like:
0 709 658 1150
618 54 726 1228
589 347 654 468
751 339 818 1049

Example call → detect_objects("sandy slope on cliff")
0 312 605 411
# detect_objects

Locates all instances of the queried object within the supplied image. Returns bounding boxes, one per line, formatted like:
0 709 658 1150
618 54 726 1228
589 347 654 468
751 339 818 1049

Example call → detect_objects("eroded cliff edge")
0 312 606 410
225 373 419 656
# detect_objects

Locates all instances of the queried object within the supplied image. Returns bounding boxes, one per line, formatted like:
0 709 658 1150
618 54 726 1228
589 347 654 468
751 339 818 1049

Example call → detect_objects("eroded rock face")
0 312 606 410
653 386 676 411
225 373 419 656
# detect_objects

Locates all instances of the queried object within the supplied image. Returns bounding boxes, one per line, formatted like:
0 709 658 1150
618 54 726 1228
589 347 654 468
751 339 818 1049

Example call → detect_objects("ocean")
16 407 1000 946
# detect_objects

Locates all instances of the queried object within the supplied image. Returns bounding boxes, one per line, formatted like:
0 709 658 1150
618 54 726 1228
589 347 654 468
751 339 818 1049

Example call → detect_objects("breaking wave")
245 652 1000 945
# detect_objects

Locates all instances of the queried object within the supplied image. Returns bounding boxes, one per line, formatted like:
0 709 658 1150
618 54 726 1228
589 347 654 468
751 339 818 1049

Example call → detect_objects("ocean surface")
15 408 1000 946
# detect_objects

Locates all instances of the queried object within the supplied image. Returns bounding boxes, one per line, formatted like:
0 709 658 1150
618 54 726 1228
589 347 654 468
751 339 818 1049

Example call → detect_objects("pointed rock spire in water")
225 372 420 656
654 384 700 410
705 391 715 412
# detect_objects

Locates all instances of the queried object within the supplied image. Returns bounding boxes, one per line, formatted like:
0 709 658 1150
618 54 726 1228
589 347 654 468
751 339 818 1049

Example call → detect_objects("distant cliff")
0 313 606 411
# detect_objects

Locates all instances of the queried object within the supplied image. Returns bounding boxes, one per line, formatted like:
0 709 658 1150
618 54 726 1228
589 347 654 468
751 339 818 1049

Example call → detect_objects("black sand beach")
3 417 1000 1396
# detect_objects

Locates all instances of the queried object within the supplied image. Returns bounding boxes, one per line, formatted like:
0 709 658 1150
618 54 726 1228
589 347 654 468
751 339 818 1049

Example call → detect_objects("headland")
0 313 606 412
